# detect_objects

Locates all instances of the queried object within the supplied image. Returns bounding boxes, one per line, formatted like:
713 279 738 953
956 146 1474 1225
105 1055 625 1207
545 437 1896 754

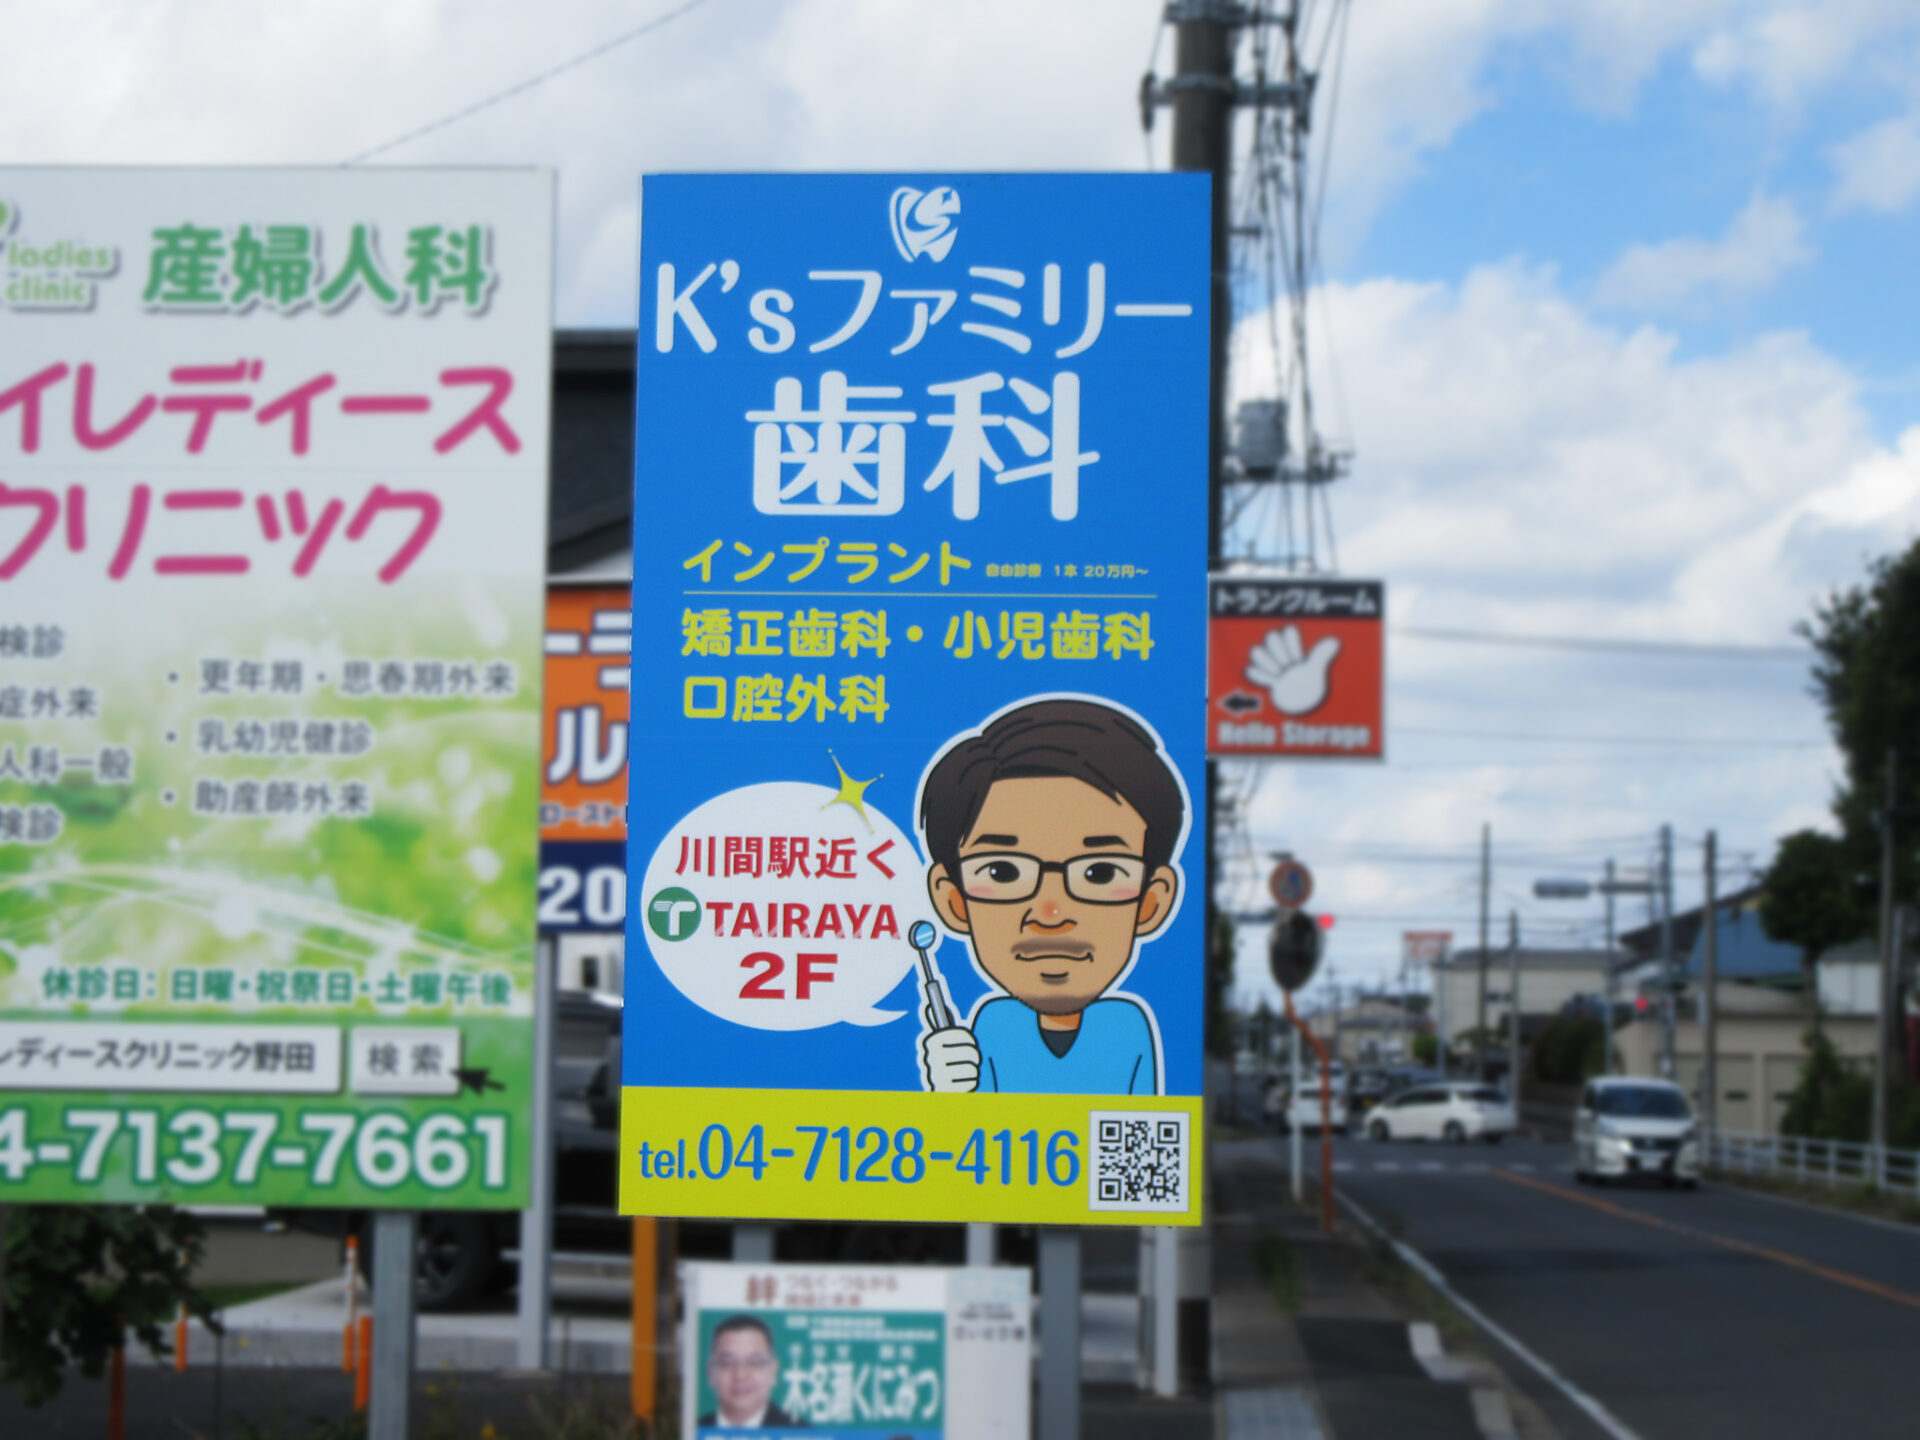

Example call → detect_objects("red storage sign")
1207 578 1384 759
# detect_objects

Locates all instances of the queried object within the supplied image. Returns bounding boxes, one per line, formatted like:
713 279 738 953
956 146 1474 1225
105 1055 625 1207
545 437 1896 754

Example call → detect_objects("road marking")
1471 1387 1521 1440
1417 1161 1445 1172
1222 1386 1326 1439
1507 1162 1534 1172
1491 1169 1920 1314
1408 1321 1468 1382
1374 1161 1403 1172
1335 1191 1647 1440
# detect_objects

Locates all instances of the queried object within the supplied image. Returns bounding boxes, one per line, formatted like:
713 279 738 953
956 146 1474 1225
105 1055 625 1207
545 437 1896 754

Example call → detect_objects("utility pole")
1169 0 1234 1013
1156 8 1237 1415
1168 3 1234 574
1507 911 1521 1105
1477 823 1491 1079
1874 750 1897 1184
1702 832 1718 1141
1658 823 1676 1079
1602 858 1617 1077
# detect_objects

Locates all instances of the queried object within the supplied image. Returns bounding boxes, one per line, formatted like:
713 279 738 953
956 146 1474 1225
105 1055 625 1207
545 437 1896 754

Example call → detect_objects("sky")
9 0 1920 1009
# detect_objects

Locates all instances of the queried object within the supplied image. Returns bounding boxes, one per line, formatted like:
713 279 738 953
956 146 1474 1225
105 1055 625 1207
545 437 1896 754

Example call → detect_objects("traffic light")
1268 910 1324 992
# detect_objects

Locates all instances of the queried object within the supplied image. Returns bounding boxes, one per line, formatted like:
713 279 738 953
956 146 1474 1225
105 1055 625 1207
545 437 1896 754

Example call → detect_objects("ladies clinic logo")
0 199 120 312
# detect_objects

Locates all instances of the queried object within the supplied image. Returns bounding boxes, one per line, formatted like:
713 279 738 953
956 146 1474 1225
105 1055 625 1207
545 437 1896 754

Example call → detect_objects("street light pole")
1874 750 1897 1186
1659 823 1676 1079
1507 911 1521 1107
1477 823 1491 1079
1702 831 1718 1140
1603 858 1616 1077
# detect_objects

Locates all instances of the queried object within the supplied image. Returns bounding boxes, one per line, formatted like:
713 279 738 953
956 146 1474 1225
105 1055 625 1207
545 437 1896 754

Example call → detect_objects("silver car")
1573 1077 1700 1188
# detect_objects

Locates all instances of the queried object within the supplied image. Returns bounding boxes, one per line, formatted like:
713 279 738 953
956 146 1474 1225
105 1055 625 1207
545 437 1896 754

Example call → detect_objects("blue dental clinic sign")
621 174 1210 1226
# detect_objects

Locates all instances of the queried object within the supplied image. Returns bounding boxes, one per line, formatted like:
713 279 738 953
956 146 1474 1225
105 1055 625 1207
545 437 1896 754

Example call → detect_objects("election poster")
1207 577 1385 759
681 1262 1030 1439
0 168 552 1207
623 173 1209 1226
540 584 631 934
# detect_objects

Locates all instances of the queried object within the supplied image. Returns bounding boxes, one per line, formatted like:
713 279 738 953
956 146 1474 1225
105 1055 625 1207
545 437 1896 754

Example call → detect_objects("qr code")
1087 1110 1190 1213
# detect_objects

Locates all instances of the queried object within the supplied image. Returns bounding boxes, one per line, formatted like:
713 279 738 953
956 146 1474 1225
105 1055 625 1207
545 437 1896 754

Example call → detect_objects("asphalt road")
1317 1131 1920 1440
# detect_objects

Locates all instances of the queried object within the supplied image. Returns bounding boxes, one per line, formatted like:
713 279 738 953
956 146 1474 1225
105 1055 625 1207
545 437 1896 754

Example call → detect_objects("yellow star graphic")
822 750 882 832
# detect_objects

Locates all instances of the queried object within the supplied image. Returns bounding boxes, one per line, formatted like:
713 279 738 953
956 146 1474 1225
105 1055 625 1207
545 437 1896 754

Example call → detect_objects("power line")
343 0 715 165
1394 724 1825 750
1393 625 1806 660
1388 752 1831 771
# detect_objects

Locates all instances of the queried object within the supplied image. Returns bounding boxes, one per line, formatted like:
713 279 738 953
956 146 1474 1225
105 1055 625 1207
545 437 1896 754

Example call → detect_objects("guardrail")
1705 1128 1920 1197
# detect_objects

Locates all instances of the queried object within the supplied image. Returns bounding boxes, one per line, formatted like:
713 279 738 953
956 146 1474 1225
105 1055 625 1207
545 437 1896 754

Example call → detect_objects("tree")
2 1205 220 1407
1802 543 1920 888
1779 1031 1872 1143
1759 829 1866 1030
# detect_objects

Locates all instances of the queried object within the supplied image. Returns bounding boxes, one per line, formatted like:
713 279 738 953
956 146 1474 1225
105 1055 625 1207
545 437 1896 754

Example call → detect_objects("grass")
1709 1166 1920 1225
198 1280 310 1311
1251 1232 1300 1312
1332 1202 1480 1349
200 1383 671 1440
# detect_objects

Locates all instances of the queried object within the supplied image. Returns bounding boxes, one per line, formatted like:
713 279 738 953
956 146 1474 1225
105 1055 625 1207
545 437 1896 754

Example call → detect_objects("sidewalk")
1210 1135 1551 1440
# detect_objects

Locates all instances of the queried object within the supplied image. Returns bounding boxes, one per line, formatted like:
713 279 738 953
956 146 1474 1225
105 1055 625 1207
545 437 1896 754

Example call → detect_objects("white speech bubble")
640 782 928 1031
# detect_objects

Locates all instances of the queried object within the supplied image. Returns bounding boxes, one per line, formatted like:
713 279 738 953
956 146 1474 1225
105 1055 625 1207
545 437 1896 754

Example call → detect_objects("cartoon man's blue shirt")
972 995 1160 1095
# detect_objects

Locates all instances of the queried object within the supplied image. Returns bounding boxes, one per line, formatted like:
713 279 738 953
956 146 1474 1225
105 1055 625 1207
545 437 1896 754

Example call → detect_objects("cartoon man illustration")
916 697 1186 1095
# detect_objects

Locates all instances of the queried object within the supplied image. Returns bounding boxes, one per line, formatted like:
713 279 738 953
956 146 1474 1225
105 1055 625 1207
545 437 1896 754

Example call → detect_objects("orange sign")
1207 578 1384 759
542 586 631 842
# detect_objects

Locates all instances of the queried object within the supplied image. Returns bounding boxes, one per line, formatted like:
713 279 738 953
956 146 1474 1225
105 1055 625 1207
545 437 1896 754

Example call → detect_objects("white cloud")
1223 262 1907 990
1241 260 1901 644
1590 192 1811 310
1689 0 1920 110
1829 113 1920 213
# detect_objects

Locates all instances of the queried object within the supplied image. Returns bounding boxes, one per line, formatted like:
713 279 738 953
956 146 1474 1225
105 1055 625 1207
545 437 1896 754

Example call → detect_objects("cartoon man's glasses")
956 853 1148 905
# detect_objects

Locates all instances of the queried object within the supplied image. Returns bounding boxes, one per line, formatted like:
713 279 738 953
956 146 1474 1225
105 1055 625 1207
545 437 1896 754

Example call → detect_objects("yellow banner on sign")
619 1087 1204 1227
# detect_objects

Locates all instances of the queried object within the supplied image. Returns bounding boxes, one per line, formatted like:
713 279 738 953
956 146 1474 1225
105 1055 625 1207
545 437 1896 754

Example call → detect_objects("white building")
1431 945 1632 1053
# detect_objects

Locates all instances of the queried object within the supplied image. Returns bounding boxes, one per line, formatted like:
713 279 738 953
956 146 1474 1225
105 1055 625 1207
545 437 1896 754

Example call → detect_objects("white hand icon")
1245 626 1341 715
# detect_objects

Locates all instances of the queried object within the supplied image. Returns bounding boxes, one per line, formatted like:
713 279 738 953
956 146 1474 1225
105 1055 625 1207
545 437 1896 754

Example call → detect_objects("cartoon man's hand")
921 1014 981 1093
1245 625 1341 715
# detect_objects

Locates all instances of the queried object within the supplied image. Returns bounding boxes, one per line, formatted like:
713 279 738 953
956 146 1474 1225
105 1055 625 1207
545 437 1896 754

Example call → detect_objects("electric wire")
1393 626 1805 659
343 0 715 165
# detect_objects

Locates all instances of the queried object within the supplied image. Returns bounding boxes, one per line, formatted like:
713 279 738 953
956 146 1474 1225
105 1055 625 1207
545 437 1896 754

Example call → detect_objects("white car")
1265 1064 1349 1135
1573 1077 1700 1188
1364 1082 1517 1143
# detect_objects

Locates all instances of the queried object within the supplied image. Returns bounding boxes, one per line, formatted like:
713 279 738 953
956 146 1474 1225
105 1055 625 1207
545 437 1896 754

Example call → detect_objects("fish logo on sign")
889 185 960 263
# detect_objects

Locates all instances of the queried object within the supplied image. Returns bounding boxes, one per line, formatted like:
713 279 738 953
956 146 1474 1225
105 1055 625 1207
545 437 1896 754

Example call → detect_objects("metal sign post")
517 944 556 1370
368 1211 417 1440
1039 1229 1081 1440
1150 1227 1179 1398
1282 990 1333 1234
1289 1019 1304 1203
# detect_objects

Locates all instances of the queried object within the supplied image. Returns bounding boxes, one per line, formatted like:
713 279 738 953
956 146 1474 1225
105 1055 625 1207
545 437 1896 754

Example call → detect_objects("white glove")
1245 625 1341 715
921 1016 981 1093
